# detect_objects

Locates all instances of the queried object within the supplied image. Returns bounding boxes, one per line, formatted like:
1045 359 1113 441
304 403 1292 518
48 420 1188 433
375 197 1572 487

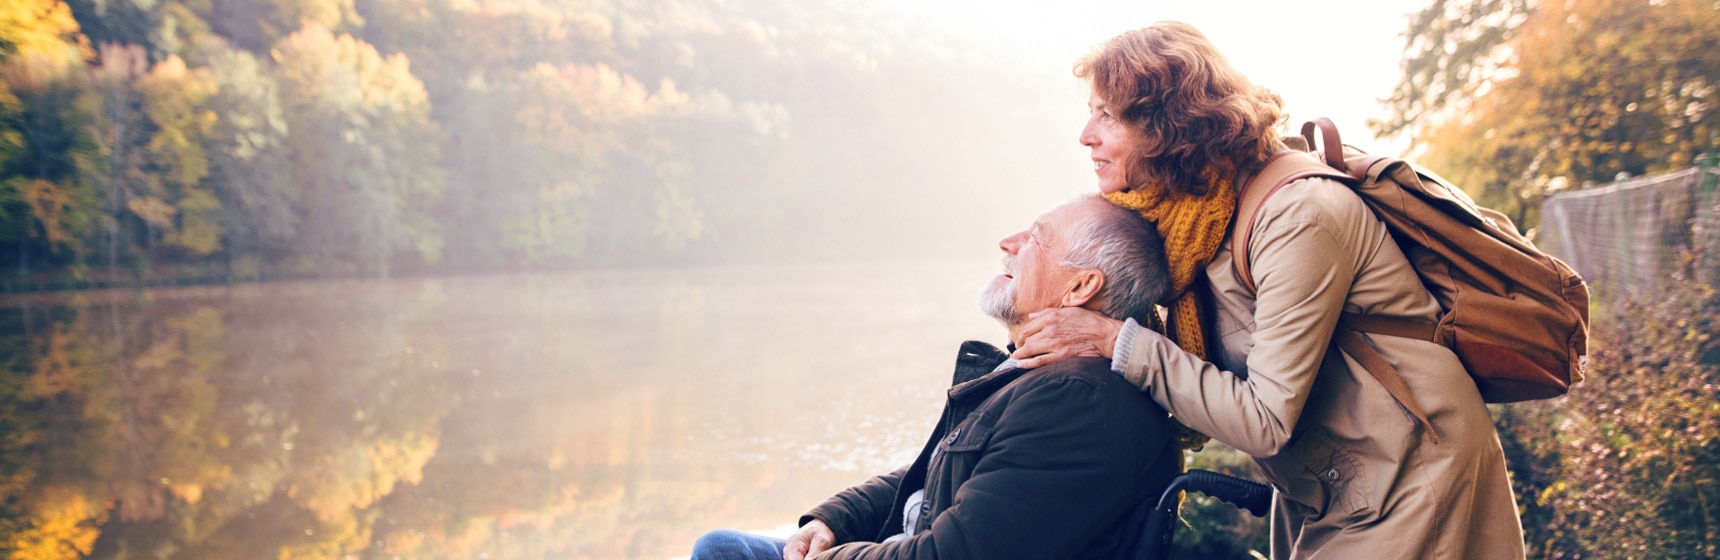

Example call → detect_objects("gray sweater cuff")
1110 317 1140 375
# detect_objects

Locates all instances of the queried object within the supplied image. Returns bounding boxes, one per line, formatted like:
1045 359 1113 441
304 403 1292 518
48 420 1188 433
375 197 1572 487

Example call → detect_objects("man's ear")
1061 269 1105 308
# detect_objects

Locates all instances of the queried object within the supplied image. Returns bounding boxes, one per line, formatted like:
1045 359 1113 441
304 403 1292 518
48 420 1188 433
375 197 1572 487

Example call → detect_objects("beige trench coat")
1116 175 1526 559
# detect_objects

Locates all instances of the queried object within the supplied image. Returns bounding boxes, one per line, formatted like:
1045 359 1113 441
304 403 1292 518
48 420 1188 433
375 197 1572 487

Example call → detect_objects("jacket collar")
947 340 1028 402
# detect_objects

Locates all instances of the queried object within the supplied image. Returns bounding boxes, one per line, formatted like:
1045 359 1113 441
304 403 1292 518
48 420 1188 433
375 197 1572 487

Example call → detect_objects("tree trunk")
107 119 126 277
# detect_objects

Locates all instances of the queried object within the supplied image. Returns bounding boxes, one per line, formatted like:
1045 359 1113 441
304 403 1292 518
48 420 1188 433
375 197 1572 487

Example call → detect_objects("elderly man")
691 195 1183 560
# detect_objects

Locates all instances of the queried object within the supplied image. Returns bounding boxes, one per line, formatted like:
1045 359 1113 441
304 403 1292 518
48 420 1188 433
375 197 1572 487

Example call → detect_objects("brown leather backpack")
1231 119 1590 439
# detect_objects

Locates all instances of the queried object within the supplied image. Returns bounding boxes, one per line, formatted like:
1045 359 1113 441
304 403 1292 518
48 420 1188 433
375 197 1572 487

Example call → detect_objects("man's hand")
783 519 836 560
1011 307 1123 370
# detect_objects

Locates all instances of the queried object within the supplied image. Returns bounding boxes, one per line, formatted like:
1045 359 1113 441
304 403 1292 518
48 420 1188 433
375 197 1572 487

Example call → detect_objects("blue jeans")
691 529 788 560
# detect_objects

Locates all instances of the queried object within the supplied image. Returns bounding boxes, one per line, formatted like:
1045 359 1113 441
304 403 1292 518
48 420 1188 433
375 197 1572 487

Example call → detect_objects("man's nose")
999 231 1025 255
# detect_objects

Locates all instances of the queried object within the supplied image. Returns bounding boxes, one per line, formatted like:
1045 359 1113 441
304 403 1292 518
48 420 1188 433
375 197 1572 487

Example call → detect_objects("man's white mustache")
1001 255 1017 276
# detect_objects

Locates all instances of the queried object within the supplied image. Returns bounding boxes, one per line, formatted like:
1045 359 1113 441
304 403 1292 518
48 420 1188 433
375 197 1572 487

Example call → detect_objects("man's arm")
801 464 909 545
815 373 1173 560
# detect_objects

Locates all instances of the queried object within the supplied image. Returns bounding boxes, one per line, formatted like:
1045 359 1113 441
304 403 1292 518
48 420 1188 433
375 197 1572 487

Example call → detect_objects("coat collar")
947 340 1028 402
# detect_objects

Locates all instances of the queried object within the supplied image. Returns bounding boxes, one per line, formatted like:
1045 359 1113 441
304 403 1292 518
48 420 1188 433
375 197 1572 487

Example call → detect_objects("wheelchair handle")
1125 469 1274 560
1154 469 1273 518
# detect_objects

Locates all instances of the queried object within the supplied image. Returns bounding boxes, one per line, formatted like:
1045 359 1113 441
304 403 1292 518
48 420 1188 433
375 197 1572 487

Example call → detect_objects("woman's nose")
1079 119 1098 147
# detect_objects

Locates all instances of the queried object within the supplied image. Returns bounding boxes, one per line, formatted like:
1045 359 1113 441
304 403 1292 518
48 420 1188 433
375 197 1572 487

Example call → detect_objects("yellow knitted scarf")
1102 176 1236 360
1103 174 1237 450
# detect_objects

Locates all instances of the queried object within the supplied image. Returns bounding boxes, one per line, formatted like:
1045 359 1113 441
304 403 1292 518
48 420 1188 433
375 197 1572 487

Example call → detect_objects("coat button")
1325 469 1340 481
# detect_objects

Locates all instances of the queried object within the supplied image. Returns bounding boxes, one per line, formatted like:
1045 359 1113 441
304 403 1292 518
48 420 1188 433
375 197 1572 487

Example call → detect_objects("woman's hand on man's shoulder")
1010 307 1124 370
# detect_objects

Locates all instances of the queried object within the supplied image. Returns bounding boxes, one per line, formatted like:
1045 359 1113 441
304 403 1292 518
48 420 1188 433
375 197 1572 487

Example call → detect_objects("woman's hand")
1011 307 1125 370
783 519 836 560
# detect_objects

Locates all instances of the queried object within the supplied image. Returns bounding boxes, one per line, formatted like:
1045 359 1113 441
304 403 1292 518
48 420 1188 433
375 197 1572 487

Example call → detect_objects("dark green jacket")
802 341 1180 560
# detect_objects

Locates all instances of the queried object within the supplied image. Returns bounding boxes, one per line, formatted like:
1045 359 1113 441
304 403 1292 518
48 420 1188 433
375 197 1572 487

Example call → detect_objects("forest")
1 0 1074 289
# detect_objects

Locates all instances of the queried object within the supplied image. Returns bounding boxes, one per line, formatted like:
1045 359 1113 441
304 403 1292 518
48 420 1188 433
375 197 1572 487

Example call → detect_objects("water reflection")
0 261 1003 559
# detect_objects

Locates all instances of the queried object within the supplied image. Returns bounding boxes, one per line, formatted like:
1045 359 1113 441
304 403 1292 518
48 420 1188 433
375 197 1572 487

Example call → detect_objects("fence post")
1698 152 1719 189
1697 152 1719 284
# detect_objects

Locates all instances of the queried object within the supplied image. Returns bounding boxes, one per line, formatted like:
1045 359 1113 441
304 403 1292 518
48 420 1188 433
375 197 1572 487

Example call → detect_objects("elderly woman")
1011 22 1526 558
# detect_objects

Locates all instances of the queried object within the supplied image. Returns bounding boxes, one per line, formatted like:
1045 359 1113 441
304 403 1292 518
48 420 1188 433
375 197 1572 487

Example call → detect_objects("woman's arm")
1017 185 1367 458
1123 211 1358 457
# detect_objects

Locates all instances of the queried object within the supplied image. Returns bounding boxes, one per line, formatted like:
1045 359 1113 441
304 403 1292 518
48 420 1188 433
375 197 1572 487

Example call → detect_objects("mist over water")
0 260 1010 558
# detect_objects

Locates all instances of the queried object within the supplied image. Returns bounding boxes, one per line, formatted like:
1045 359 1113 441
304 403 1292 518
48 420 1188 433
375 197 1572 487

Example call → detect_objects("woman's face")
1079 91 1139 194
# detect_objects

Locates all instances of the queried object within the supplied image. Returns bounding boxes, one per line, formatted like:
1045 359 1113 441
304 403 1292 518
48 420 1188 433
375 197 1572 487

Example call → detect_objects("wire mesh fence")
1539 165 1720 300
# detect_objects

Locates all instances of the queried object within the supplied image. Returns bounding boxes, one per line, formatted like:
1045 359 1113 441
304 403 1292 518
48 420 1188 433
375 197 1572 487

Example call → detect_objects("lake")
0 261 1009 559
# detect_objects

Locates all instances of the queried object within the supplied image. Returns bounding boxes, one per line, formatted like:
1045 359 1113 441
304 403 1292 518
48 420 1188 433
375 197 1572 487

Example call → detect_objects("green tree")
1 50 101 276
187 0 361 53
1374 0 1533 141
506 62 683 264
271 23 442 273
199 45 293 272
153 2 223 64
0 83 34 272
0 0 91 277
74 43 155 275
63 0 158 59
137 54 222 256
263 0 361 42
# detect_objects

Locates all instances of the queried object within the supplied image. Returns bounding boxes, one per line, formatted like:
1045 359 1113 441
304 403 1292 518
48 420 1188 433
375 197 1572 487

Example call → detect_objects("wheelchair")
1113 469 1274 560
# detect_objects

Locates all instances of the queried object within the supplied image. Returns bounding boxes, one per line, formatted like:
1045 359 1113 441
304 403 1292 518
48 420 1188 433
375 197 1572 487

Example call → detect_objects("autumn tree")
0 0 93 277
74 43 159 275
0 0 88 64
270 24 442 273
506 62 699 264
194 0 362 52
1378 0 1720 230
62 0 157 58
199 46 294 272
0 52 102 277
359 0 629 268
137 55 222 256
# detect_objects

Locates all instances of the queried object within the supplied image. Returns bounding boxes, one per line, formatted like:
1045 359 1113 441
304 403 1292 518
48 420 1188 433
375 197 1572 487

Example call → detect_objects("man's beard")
978 276 1022 326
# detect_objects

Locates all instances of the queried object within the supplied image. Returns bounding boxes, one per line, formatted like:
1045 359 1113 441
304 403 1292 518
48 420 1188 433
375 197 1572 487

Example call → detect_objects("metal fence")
1539 165 1720 300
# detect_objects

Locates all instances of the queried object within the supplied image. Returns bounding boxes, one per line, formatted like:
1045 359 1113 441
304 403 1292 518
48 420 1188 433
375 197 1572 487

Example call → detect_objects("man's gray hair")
1059 195 1170 325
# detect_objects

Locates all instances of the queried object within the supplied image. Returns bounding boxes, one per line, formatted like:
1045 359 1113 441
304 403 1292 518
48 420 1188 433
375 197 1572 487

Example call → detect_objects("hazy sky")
866 0 1426 155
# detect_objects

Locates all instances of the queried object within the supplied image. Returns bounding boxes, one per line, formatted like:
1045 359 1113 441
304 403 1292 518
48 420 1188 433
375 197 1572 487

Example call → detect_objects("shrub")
1501 279 1720 559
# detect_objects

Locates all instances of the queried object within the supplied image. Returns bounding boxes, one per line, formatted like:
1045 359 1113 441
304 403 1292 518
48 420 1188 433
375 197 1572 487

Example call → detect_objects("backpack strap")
1300 118 1346 170
1231 151 1352 294
1233 139 1443 444
1336 314 1442 444
1300 117 1391 180
1341 312 1437 341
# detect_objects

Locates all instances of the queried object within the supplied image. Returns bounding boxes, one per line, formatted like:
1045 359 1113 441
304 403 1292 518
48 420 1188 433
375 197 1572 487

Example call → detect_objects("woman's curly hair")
1076 22 1286 196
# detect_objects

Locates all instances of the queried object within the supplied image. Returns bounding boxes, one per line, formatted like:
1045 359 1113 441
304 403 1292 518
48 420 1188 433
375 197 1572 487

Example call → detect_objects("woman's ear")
1061 269 1105 309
